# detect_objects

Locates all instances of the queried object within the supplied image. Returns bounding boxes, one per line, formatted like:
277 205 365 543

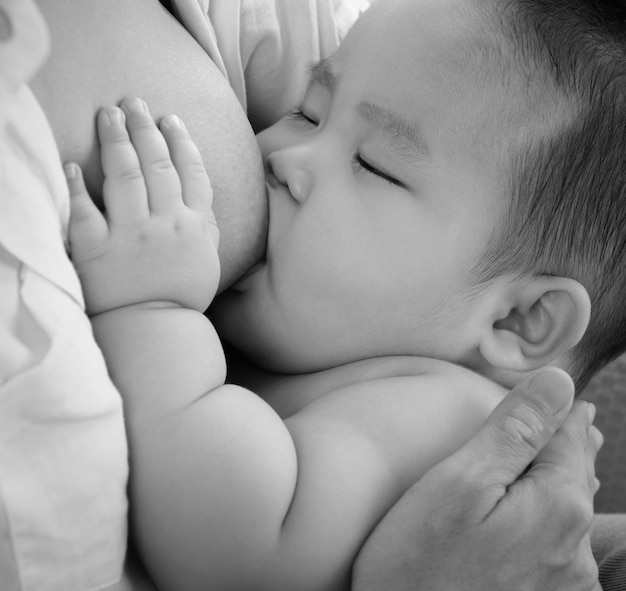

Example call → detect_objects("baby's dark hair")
471 0 626 390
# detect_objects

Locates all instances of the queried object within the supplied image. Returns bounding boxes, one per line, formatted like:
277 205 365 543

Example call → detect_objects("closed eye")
287 108 319 127
287 110 402 187
352 155 402 187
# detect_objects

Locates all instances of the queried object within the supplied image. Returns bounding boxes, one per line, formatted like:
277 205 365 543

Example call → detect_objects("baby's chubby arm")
67 101 298 589
66 101 281 587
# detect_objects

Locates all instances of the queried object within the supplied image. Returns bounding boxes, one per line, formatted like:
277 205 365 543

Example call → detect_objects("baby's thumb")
446 368 575 516
65 163 108 255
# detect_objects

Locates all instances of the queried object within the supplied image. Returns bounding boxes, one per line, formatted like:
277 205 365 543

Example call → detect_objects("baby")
66 0 626 590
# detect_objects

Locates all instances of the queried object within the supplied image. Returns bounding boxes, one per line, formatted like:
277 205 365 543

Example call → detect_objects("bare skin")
29 3 266 585
22 4 606 590
31 0 267 291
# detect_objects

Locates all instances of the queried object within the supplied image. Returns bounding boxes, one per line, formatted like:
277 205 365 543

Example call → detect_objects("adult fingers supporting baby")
352 368 601 591
587 425 603 495
65 162 109 257
97 106 150 224
119 98 183 214
527 400 595 503
510 399 596 551
450 368 575 516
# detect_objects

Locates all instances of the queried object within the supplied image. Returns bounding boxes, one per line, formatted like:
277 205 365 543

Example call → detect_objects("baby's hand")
66 98 219 316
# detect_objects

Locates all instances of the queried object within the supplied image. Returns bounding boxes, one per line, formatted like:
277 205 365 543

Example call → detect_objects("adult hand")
352 368 603 591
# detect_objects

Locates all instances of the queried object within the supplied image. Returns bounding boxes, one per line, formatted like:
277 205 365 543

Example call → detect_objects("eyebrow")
356 102 431 163
307 58 337 93
306 59 431 163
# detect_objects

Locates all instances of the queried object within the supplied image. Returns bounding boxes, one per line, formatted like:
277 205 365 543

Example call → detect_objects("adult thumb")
451 368 575 502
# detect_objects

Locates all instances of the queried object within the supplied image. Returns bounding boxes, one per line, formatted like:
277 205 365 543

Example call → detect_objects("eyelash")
352 156 402 187
288 108 318 126
288 109 402 187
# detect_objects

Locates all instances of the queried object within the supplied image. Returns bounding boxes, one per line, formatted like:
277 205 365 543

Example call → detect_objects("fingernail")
594 477 601 493
63 163 76 179
590 424 604 449
123 97 149 113
162 114 183 129
587 402 596 423
106 107 124 125
528 369 574 413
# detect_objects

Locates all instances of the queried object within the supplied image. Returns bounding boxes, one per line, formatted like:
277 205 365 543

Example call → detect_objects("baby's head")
213 0 626 390
463 0 626 389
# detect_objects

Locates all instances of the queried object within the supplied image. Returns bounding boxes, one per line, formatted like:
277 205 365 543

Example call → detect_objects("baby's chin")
225 333 314 375
209 294 284 371
213 313 325 376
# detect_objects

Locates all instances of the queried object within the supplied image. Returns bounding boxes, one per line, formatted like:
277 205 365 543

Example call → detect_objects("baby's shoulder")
287 357 506 489
318 356 504 423
258 355 505 418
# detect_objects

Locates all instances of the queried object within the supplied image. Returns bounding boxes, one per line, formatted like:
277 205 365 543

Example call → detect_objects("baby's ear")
479 276 591 372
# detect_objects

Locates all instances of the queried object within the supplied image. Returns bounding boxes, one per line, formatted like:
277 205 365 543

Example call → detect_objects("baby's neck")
225 346 502 420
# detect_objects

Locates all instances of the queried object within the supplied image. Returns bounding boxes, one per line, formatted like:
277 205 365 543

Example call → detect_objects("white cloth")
0 2 128 589
170 0 372 129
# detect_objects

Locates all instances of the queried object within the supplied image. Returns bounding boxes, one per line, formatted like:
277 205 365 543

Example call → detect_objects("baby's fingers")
98 107 150 224
121 98 183 214
65 162 108 255
160 115 218 242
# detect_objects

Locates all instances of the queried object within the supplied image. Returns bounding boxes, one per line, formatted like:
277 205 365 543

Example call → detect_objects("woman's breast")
32 0 267 289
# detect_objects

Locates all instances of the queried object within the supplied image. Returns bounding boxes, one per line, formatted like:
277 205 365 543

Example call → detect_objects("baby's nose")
266 150 312 204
